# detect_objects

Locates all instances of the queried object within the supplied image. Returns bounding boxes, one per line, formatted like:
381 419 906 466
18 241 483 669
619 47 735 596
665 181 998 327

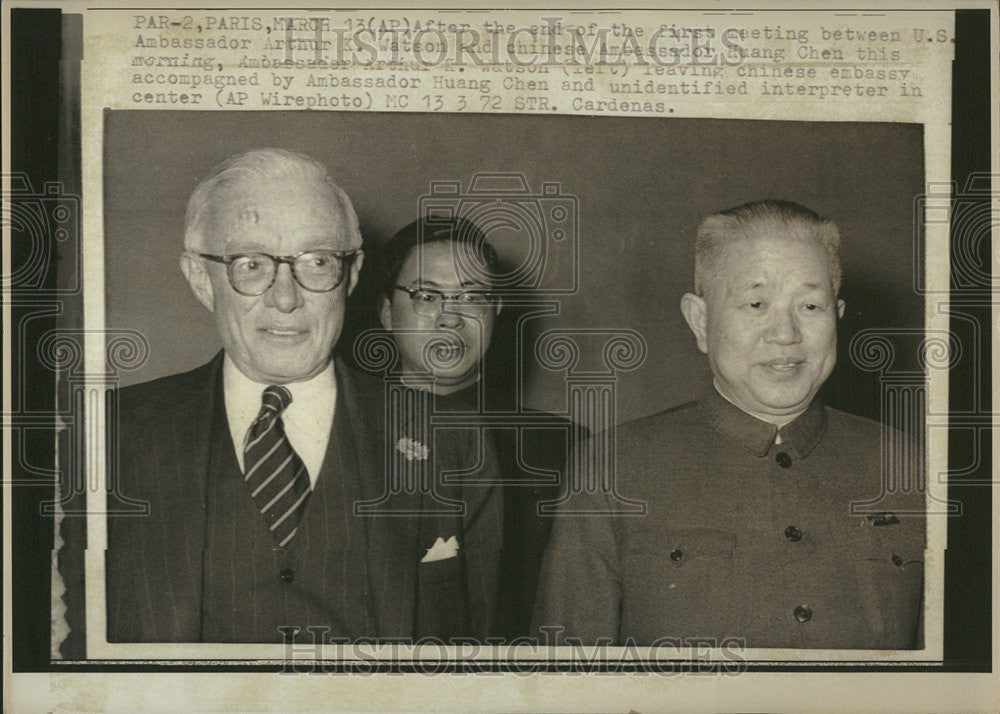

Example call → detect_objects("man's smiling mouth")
762 358 804 374
261 328 306 337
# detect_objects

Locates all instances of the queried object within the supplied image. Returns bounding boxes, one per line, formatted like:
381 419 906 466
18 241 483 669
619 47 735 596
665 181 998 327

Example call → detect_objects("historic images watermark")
278 627 749 674
4 173 149 515
136 15 763 70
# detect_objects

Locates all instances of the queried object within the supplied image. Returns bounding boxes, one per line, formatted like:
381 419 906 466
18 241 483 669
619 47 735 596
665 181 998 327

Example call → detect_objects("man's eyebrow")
221 239 345 252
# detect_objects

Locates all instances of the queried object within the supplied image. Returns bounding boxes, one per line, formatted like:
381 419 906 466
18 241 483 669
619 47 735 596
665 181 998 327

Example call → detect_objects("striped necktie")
243 385 311 548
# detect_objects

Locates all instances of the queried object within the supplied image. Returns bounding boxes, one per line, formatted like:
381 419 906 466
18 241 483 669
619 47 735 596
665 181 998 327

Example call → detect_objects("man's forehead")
216 177 339 214
710 236 833 290
223 197 340 226
207 179 349 247
406 242 493 286
721 232 825 265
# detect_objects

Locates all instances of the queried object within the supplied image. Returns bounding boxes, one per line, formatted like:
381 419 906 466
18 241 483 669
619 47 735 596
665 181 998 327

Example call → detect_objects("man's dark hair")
378 215 500 301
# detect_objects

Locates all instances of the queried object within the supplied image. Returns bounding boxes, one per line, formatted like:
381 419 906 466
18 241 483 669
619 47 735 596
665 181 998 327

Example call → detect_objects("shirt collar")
283 364 336 425
223 354 336 450
702 385 827 458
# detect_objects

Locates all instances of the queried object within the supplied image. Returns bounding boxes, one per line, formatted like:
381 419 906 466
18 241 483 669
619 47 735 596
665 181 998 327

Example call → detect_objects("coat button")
784 525 803 542
669 549 683 562
793 605 812 622
776 452 792 468
891 554 903 567
280 568 295 584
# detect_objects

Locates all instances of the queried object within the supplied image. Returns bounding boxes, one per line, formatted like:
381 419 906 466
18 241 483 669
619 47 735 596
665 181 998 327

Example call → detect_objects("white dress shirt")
223 354 337 488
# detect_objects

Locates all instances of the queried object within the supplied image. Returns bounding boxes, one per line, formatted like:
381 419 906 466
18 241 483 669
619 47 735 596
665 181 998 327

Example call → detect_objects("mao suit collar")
702 386 827 458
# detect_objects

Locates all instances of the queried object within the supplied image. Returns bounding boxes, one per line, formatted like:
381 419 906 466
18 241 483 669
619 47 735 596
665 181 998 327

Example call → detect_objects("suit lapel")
160 354 221 640
113 353 221 642
336 361 422 637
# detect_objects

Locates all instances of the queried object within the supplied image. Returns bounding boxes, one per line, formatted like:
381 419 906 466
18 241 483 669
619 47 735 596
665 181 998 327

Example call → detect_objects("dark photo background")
103 111 924 430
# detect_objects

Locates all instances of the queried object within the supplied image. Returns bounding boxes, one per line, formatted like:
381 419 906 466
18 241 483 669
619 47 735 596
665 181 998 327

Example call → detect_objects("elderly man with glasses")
98 148 502 645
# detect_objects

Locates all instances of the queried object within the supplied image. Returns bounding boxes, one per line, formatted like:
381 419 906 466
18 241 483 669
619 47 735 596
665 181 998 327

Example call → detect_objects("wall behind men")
103 111 924 429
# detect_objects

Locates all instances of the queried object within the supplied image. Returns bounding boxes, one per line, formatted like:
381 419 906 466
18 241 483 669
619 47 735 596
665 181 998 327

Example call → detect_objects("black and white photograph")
69 111 930 654
3 3 996 712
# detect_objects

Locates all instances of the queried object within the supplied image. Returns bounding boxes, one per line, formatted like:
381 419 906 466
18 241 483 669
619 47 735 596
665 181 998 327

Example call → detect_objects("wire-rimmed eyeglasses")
394 285 497 317
197 250 360 296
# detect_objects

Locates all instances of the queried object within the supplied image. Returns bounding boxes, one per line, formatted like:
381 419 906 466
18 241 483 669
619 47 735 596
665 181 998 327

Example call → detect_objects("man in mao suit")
534 200 925 649
98 148 501 644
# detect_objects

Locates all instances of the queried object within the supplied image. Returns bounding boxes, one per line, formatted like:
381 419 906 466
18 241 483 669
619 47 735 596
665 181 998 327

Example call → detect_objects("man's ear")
837 298 846 319
346 250 364 297
179 253 215 313
680 292 710 354
378 295 393 331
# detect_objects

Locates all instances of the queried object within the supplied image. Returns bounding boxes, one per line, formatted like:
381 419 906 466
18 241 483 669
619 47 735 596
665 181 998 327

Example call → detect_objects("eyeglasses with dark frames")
394 285 497 317
198 250 360 296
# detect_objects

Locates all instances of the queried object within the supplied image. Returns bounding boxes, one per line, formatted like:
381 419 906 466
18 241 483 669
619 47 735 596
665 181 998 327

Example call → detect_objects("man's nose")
765 308 802 344
263 263 304 313
435 304 465 329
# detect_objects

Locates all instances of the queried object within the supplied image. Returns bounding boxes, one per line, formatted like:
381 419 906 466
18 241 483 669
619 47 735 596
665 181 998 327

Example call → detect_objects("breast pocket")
850 519 925 649
415 555 471 641
623 528 737 643
419 554 464 585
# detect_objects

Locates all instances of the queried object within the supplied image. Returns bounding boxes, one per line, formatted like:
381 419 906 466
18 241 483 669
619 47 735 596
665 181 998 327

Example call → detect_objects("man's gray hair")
183 147 362 252
693 199 842 297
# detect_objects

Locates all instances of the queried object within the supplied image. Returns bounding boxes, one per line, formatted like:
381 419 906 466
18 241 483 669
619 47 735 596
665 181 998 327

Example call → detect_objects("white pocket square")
421 535 459 563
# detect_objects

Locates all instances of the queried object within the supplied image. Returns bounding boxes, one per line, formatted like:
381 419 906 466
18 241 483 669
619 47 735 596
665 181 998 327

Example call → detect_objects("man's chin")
248 359 327 384
751 388 816 417
430 366 480 389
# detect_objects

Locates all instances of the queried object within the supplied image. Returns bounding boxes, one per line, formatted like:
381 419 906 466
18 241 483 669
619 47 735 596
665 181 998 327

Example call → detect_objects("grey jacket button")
784 525 803 542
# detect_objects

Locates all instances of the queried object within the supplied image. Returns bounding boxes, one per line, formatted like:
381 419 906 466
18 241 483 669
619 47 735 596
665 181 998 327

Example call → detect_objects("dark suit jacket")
99 353 502 644
435 387 586 639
